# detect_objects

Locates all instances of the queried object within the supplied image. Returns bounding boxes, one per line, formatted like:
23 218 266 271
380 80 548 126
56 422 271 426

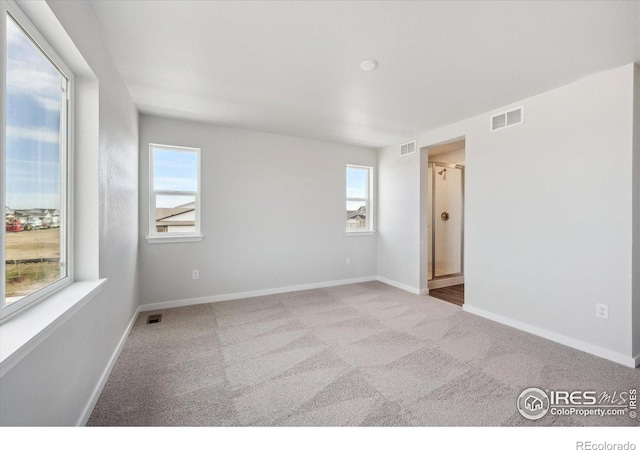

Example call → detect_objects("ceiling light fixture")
359 59 378 72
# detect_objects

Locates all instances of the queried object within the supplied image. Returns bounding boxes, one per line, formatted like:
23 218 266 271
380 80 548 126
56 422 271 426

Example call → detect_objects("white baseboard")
77 304 141 426
463 304 638 369
139 276 378 312
375 276 423 295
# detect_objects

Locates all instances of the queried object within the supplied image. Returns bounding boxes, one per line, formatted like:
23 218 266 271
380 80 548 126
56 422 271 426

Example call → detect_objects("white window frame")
147 143 202 244
0 0 74 321
345 164 374 235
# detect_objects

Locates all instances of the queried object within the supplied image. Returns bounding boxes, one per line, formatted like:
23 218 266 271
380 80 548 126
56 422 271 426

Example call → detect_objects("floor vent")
147 314 162 324
491 106 524 131
400 140 416 156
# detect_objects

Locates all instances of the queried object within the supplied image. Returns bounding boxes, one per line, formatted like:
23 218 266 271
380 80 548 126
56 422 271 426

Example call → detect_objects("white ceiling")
88 1 640 148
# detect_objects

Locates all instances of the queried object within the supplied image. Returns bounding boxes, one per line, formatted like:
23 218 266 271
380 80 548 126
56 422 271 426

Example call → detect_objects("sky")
346 166 368 211
152 147 198 208
5 15 64 211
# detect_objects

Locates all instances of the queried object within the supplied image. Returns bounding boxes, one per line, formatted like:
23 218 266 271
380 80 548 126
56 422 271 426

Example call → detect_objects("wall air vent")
400 140 416 156
491 106 524 131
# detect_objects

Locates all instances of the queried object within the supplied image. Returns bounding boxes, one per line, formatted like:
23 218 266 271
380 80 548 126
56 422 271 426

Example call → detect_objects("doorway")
426 139 465 305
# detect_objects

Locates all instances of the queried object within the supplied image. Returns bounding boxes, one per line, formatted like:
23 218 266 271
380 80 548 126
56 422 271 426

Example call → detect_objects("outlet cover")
595 303 608 319
192 269 199 280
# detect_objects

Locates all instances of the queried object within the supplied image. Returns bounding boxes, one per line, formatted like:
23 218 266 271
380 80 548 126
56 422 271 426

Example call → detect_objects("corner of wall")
631 63 640 359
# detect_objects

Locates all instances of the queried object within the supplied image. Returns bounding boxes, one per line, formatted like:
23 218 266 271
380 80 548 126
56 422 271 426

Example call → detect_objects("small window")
346 165 373 233
2 4 73 318
149 144 201 241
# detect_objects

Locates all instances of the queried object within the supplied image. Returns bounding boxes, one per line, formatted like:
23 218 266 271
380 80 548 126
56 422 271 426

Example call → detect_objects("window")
346 165 373 233
1 2 73 319
148 144 201 242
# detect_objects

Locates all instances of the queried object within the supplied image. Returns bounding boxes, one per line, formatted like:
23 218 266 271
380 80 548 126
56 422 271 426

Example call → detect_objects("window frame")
147 143 202 243
0 0 74 321
345 164 374 234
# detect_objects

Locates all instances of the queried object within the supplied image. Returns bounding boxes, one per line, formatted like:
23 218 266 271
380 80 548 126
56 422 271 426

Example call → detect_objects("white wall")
0 1 139 425
379 63 637 365
377 145 422 292
139 115 377 306
633 64 640 361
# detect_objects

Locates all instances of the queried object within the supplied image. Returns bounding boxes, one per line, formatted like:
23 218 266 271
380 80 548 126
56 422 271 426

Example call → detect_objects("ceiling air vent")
400 140 416 156
491 106 524 131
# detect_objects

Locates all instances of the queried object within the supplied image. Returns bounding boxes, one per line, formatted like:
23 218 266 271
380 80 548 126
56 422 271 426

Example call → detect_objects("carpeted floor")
88 281 639 426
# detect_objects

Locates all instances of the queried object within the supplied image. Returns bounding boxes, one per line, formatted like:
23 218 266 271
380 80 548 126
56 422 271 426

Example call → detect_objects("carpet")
88 281 639 426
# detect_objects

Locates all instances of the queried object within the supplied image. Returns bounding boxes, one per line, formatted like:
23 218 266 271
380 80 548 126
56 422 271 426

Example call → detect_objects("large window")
2 2 72 318
148 144 201 242
346 165 373 233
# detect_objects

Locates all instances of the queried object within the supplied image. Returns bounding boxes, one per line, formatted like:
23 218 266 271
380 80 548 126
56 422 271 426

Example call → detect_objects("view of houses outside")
155 200 196 233
4 16 65 303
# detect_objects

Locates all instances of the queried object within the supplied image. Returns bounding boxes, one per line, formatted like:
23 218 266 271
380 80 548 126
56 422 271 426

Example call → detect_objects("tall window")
2 3 72 318
346 165 373 232
149 144 201 241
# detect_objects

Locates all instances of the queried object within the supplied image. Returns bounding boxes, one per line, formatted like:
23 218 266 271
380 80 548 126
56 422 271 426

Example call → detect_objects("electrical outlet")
192 269 199 280
346 257 351 266
595 303 608 319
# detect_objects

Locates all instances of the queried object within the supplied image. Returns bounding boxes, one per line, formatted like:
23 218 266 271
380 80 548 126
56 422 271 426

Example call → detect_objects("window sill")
146 235 204 244
0 279 107 377
345 231 376 236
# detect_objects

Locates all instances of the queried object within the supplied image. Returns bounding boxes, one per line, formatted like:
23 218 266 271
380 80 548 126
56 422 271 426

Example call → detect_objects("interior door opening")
427 139 465 306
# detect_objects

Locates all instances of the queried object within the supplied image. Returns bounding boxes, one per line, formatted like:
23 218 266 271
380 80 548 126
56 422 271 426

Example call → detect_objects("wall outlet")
346 257 351 266
192 269 199 280
595 303 608 319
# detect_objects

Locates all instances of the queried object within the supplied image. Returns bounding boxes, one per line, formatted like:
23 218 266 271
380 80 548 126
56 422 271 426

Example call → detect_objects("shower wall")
427 161 464 281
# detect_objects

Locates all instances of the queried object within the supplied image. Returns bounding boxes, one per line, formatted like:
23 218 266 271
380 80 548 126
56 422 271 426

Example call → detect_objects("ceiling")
88 1 640 149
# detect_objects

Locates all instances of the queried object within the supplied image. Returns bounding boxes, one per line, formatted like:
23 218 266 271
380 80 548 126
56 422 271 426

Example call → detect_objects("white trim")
376 276 422 295
146 234 204 244
139 276 378 312
148 143 201 239
1 0 76 321
463 304 638 368
77 302 140 426
0 1 6 311
344 231 375 236
0 279 107 377
346 164 374 233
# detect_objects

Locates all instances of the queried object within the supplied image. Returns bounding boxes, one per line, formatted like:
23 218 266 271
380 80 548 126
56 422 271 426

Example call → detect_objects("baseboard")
463 304 638 369
375 276 423 295
139 276 379 312
77 304 141 426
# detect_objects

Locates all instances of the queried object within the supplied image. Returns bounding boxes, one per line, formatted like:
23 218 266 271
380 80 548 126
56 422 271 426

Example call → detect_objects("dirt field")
5 228 60 260
5 228 61 299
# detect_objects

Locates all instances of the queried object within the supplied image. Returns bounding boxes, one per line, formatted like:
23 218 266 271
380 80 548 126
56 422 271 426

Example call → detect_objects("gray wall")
633 64 640 360
379 63 637 364
139 115 377 306
377 144 421 291
0 1 139 425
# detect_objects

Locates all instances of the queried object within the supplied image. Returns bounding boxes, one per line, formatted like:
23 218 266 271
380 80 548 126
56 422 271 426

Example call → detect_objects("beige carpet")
88 281 639 426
